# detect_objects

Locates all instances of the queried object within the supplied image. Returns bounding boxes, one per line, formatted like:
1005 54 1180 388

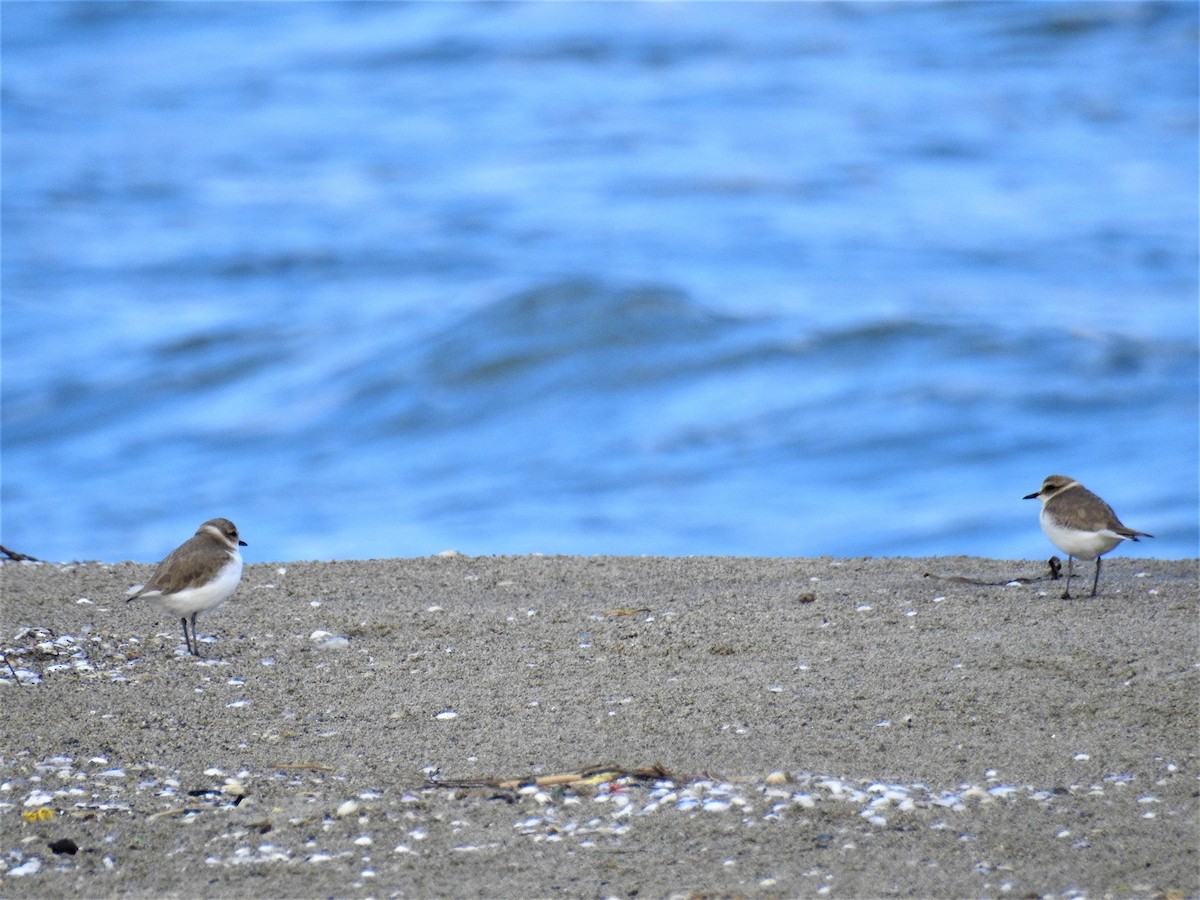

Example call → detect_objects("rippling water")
3 2 1197 562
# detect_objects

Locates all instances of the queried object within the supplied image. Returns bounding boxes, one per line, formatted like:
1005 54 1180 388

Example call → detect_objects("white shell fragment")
8 858 42 877
309 629 350 650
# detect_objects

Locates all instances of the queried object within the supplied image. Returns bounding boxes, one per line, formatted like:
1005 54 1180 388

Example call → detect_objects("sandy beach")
2 554 1196 898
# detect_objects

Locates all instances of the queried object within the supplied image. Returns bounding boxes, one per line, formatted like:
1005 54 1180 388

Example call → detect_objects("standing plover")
1023 475 1151 598
127 518 246 656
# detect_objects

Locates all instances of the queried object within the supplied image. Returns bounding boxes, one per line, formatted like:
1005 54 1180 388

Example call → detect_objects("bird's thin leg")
1091 557 1102 597
181 614 198 657
1062 556 1074 599
189 613 202 657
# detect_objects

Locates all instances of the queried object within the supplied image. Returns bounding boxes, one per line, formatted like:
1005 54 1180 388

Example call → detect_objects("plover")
1023 475 1151 598
127 518 246 656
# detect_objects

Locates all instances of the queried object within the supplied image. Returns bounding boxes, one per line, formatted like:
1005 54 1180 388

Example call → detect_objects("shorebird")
1023 475 1151 598
127 518 246 656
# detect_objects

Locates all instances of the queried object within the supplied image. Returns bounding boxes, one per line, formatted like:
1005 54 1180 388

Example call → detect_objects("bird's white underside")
139 552 243 617
1040 510 1127 560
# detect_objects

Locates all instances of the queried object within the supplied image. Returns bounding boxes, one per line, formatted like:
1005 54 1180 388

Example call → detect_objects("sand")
2 554 1196 898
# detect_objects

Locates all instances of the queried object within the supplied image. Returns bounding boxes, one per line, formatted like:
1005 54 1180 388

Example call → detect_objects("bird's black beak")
1022 491 1040 500
239 540 248 546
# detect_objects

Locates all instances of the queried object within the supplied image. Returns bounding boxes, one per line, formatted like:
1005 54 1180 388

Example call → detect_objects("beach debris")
923 561 1061 587
1 748 1183 883
0 545 39 562
426 762 684 793
419 761 1056 831
47 838 78 855
223 779 248 800
1 626 140 685
7 857 42 876
309 630 350 651
23 790 54 807
269 762 335 772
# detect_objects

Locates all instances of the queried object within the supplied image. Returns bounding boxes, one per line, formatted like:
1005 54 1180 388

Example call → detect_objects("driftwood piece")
1 545 39 562
427 762 690 792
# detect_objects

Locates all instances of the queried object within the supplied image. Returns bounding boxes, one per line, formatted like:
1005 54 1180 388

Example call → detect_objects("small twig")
269 763 335 772
148 806 190 821
923 557 1062 587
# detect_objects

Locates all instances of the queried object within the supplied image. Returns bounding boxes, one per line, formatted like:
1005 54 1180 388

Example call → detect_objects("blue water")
2 2 1197 563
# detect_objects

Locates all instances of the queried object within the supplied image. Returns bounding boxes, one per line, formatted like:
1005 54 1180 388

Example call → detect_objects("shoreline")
3 556 1196 898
